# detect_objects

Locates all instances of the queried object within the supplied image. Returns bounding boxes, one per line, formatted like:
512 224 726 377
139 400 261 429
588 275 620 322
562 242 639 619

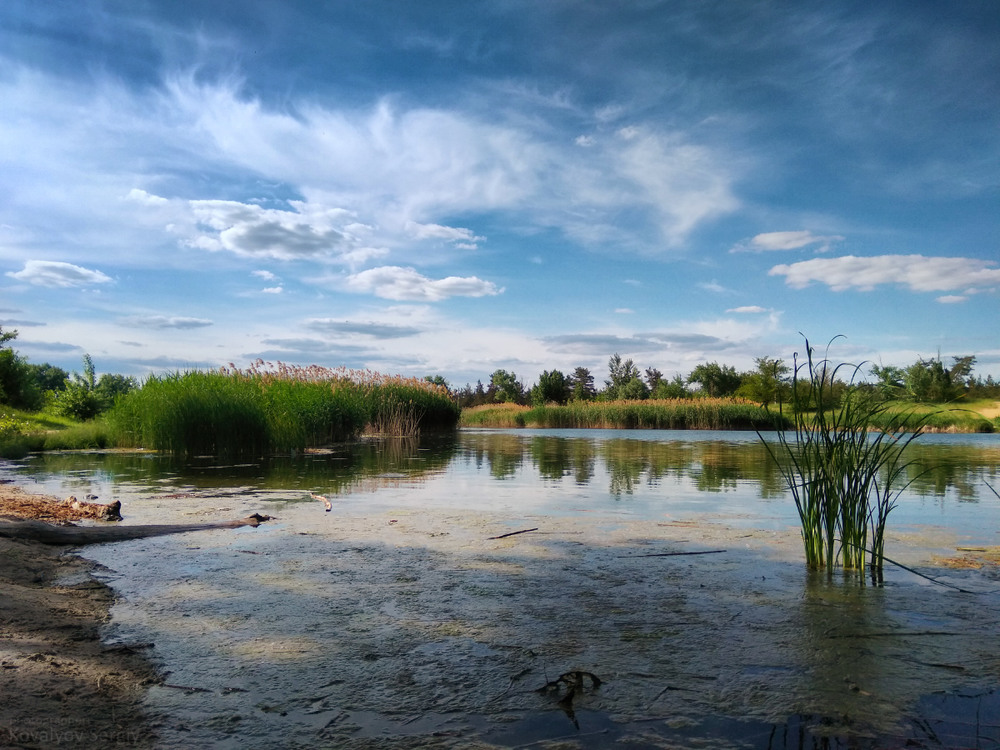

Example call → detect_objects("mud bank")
0 532 159 749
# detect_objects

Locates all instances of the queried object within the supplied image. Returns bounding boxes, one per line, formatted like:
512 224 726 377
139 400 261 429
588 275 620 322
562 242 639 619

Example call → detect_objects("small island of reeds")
105 361 460 460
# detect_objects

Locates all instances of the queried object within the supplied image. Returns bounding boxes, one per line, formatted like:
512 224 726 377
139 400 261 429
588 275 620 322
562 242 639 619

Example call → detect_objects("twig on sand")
310 492 333 512
878 552 978 594
618 549 726 558
488 527 539 540
841 539 979 594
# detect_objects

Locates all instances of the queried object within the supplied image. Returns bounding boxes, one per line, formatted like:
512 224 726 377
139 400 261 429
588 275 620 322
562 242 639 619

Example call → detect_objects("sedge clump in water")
759 337 929 581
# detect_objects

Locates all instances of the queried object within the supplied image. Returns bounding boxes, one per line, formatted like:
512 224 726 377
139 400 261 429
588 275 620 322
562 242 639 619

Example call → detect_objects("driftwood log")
0 513 272 546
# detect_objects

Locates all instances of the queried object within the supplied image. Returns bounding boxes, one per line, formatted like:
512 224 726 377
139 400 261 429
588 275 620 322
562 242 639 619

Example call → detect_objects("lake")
3 429 1000 748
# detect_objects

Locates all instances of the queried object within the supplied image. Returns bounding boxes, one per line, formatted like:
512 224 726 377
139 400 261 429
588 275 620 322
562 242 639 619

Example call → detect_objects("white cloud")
698 280 728 293
727 305 769 314
342 266 502 301
769 254 1000 293
405 221 485 248
185 200 357 260
3 67 741 275
936 295 967 304
261 286 284 294
613 129 739 246
6 260 112 288
118 315 213 329
614 308 635 314
252 270 279 281
124 188 169 206
733 230 844 253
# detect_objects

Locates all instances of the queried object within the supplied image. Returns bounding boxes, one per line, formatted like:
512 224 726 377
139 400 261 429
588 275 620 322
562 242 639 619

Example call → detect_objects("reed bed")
460 403 531 428
107 361 459 459
759 341 929 580
460 399 784 431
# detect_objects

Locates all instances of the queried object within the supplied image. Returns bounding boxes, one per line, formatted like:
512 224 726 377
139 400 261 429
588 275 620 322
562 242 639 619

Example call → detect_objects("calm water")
3 429 1000 749
5 429 1000 541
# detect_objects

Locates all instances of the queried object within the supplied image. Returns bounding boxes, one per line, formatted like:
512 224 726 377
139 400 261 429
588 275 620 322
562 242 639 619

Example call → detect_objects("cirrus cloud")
769 254 1000 294
118 315 213 329
732 230 844 253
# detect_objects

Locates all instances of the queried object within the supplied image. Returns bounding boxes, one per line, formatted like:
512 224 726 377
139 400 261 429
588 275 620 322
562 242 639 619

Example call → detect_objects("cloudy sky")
2 1 999 388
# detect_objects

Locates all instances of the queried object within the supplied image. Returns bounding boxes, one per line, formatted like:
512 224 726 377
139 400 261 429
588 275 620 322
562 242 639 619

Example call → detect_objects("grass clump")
759 338 929 580
106 361 459 460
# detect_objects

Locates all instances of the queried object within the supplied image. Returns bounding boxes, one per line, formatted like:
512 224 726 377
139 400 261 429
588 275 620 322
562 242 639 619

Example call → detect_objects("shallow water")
4 429 1000 748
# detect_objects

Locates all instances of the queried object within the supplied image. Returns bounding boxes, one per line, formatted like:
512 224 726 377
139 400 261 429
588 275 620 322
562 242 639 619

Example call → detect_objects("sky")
2 0 999 389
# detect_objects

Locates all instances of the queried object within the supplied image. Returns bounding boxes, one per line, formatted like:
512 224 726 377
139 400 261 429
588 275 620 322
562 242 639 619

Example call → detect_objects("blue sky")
2 1 999 388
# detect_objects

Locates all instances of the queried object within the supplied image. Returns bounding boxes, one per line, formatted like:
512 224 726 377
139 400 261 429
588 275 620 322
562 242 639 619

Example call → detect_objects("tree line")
0 327 136 419
3 325 997 419
446 352 1000 409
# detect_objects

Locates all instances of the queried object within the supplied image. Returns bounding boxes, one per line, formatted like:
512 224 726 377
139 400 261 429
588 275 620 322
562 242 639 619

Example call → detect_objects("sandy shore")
0 486 159 749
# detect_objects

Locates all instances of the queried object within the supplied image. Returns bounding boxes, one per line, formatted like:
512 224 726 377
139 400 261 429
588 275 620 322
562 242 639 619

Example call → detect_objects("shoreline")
0 487 159 749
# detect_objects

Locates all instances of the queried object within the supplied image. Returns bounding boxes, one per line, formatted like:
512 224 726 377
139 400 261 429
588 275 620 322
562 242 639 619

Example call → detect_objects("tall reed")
107 361 459 459
758 338 928 580
461 399 785 431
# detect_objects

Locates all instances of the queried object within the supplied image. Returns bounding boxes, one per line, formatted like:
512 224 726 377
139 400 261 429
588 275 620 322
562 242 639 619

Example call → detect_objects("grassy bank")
1 363 459 460
461 398 998 433
461 398 788 431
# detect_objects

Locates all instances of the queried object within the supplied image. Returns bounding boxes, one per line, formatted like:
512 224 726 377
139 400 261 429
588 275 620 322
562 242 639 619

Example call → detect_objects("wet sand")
4 480 1000 748
0 487 159 749
77 490 1000 749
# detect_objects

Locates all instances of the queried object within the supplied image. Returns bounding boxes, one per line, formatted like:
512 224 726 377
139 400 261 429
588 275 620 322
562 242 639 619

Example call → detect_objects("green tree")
56 355 101 419
26 363 69 393
0 327 43 410
687 361 742 398
96 372 137 404
605 354 648 400
569 367 596 401
489 369 524 404
870 363 905 399
424 374 449 390
532 369 569 405
651 374 689 399
902 355 975 402
737 356 790 408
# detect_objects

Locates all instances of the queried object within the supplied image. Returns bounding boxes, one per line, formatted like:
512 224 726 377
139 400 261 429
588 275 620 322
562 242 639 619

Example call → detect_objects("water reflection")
5 429 998 511
460 430 1000 502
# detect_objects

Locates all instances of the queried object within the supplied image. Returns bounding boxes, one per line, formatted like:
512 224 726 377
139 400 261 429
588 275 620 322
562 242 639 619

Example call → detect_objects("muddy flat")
0 488 159 749
76 494 1000 749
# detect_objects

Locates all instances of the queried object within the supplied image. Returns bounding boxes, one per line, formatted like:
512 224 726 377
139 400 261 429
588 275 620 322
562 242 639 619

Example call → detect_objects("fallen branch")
488 527 538 540
618 549 726 558
878 552 978 594
0 513 272 546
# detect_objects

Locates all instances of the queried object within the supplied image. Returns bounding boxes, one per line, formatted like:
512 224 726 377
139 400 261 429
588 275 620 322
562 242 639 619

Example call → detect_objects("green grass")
874 401 995 433
1 408 111 458
105 363 460 460
461 399 788 431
